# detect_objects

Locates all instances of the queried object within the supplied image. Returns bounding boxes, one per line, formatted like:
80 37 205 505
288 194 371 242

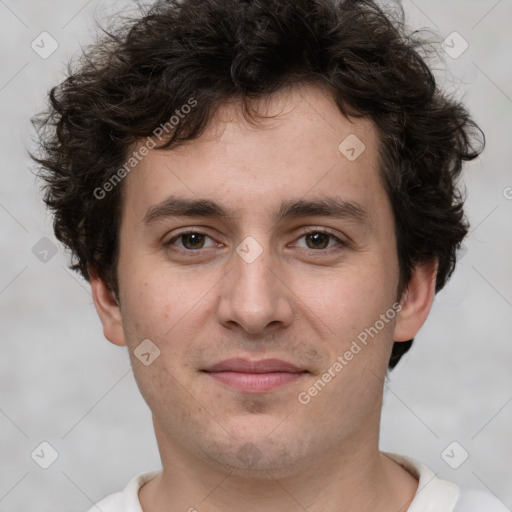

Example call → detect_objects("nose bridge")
216 236 293 334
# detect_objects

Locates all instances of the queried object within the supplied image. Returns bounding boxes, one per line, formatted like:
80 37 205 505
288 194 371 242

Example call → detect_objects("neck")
139 423 418 512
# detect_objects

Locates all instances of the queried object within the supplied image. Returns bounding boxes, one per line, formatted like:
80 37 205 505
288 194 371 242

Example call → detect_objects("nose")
216 240 295 336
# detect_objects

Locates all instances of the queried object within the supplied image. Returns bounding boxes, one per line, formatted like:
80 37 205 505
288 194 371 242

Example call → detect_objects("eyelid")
164 226 348 253
291 227 347 249
165 228 219 248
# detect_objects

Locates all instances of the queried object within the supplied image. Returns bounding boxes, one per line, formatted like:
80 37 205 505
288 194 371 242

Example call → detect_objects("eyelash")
165 228 347 254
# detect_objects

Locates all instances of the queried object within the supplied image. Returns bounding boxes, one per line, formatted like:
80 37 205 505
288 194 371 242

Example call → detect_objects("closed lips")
203 358 308 373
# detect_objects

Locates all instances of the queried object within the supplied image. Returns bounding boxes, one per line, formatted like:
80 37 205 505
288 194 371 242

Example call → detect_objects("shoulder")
383 452 509 512
85 490 124 511
84 470 161 512
453 488 510 512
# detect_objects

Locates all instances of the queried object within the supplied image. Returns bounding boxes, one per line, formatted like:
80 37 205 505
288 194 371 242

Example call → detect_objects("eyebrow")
143 195 368 226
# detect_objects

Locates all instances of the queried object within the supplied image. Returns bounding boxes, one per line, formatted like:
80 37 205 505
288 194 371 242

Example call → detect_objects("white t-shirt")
86 452 508 512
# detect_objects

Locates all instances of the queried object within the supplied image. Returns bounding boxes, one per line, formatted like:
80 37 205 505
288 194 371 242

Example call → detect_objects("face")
92 84 434 478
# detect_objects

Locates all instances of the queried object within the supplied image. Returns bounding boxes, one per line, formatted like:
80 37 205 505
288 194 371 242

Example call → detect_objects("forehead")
120 84 386 227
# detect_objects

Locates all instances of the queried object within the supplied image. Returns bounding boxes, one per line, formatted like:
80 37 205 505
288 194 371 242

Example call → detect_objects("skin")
90 83 437 512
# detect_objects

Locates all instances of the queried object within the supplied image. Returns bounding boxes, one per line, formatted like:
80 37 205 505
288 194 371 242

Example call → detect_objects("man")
32 0 505 510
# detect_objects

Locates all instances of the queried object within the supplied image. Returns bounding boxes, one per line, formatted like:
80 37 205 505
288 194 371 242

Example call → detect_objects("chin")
202 446 305 479
197 427 311 478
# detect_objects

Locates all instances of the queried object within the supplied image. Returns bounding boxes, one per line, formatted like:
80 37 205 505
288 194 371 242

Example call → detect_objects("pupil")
184 233 204 249
307 232 328 249
181 233 329 250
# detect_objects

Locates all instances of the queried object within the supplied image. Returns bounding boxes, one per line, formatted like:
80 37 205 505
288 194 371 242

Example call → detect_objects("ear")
89 266 127 347
393 260 438 342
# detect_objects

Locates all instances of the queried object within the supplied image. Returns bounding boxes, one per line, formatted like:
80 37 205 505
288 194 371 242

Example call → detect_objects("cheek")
298 261 397 335
118 264 217 374
118 250 187 318
118 275 198 405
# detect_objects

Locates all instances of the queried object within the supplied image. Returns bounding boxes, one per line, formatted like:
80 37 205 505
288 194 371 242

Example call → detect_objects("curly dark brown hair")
31 0 484 369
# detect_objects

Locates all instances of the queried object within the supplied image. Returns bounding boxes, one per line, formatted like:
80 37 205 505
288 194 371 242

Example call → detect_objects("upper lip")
204 358 307 373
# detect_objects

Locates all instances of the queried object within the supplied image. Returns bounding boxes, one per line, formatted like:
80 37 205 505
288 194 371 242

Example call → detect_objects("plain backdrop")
0 1 511 511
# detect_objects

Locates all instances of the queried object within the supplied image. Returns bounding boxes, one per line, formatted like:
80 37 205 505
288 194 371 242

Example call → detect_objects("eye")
292 229 345 251
166 231 218 251
164 228 346 254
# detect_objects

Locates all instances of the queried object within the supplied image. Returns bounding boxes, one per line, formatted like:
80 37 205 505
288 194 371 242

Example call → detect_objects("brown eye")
180 233 206 250
304 232 331 249
167 231 216 251
293 229 344 251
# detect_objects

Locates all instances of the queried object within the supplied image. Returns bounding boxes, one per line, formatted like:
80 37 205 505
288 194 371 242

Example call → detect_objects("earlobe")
393 260 438 342
89 267 127 347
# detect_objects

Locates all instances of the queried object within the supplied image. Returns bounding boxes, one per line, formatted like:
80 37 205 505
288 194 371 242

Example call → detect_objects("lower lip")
206 371 306 393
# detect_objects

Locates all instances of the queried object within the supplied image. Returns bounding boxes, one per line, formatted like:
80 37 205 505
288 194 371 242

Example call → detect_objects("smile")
202 358 309 393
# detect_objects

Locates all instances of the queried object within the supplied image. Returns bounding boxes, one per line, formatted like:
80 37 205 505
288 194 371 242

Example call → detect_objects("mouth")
202 358 309 393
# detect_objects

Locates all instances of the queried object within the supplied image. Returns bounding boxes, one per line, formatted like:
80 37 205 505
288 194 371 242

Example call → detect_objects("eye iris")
306 232 329 249
182 233 205 249
177 233 332 250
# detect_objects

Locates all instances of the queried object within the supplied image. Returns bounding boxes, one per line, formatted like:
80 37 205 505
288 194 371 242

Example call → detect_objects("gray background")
0 1 511 511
